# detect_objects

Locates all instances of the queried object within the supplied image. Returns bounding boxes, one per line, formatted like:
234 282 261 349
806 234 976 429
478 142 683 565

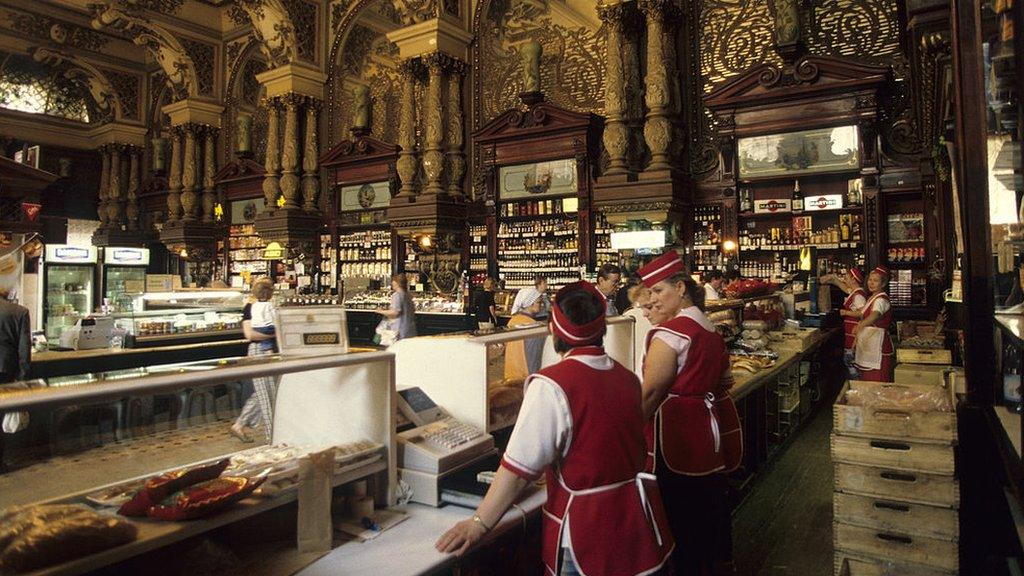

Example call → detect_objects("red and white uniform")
842 288 868 352
854 291 893 381
500 347 674 576
644 307 742 475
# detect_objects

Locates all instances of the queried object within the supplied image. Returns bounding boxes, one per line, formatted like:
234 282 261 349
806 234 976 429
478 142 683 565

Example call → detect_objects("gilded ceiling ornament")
179 37 215 96
120 0 186 16
806 0 900 65
282 0 317 62
6 11 110 52
90 3 198 99
235 0 299 68
30 47 123 122
391 0 442 25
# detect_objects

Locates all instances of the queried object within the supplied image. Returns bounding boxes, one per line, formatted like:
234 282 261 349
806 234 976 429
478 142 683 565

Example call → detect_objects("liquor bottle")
840 216 851 242
792 180 803 213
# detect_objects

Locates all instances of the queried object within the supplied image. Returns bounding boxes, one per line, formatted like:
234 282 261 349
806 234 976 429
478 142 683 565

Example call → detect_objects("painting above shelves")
738 125 860 179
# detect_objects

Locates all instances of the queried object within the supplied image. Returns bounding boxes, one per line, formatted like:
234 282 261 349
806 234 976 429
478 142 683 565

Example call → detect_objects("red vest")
644 315 743 476
528 347 674 576
842 288 868 351
862 292 894 354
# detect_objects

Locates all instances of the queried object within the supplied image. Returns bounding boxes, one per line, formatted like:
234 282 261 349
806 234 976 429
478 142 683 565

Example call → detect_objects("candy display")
0 504 137 574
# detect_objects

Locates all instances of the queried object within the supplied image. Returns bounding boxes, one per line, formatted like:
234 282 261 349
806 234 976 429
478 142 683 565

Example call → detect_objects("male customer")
596 263 623 315
510 275 549 318
0 286 31 471
703 270 726 301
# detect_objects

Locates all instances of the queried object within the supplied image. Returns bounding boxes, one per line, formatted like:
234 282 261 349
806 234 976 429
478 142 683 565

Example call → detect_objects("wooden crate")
834 522 958 573
896 349 953 365
833 381 957 444
835 551 957 576
893 364 951 387
834 462 959 509
833 492 959 542
831 434 954 475
768 328 820 352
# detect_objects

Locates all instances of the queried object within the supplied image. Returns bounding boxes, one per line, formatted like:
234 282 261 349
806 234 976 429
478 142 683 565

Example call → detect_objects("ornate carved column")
599 2 629 175
180 125 198 221
279 95 301 209
446 59 467 198
397 60 419 198
262 99 281 212
622 10 645 174
302 100 319 212
202 128 217 223
98 147 110 228
422 53 447 197
108 145 123 228
126 148 140 230
167 129 182 222
640 0 675 172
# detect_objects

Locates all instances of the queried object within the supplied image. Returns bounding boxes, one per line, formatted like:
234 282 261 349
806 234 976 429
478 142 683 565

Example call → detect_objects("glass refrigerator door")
104 266 145 312
45 265 95 340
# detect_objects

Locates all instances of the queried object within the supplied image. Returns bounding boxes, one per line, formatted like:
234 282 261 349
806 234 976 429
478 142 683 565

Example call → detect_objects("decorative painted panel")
4 9 110 52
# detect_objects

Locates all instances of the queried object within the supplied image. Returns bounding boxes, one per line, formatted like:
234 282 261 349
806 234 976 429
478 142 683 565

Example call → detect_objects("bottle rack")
497 200 580 291
337 229 391 283
594 213 616 269
469 225 489 285
693 204 723 250
318 233 335 291
228 224 268 286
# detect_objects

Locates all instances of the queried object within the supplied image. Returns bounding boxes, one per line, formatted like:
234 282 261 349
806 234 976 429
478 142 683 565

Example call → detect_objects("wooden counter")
30 339 250 379
732 350 801 401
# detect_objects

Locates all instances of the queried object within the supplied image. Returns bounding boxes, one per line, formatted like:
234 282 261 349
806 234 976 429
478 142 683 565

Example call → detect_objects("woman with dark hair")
436 281 674 576
637 251 741 576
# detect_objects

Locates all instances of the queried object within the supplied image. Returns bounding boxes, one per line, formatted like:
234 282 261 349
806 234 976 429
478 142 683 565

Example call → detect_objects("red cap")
550 281 607 346
638 251 685 288
871 265 890 279
848 267 864 284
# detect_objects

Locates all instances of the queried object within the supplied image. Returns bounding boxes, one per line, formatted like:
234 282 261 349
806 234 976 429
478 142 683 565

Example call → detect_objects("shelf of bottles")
885 210 927 307
594 213 616 269
498 198 580 290
214 236 226 285
337 229 392 284
733 177 867 281
318 233 335 292
469 224 489 285
228 224 268 288
692 204 724 272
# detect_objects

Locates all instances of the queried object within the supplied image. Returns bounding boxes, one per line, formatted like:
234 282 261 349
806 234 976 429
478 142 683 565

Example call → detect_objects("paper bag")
297 448 335 553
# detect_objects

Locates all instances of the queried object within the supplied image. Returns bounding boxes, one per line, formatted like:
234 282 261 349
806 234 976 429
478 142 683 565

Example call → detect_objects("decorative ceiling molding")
29 46 130 125
90 2 199 99
5 9 110 52
234 0 299 68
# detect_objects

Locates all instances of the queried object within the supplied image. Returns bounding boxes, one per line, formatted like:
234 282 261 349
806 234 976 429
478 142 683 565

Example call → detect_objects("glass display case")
114 290 246 347
0 350 396 575
343 290 464 314
40 245 98 341
100 247 150 312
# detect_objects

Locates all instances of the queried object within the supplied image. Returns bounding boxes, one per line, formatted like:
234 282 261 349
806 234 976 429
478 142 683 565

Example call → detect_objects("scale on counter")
275 306 350 356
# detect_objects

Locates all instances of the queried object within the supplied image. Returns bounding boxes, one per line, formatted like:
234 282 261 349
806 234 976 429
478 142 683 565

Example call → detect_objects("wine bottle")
792 180 803 213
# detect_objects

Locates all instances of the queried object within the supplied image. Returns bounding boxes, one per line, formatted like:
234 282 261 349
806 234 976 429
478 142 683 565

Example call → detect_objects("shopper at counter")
436 281 674 575
510 275 549 318
0 286 30 471
853 266 894 382
596 263 623 316
377 273 417 342
622 284 654 377
230 278 279 443
473 278 498 328
638 251 741 576
703 270 725 301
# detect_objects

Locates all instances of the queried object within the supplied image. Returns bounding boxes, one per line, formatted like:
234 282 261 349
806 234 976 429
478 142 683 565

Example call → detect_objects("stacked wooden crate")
832 379 959 575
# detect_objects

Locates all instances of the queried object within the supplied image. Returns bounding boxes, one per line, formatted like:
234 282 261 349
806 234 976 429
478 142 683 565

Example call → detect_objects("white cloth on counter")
855 326 885 370
704 283 721 301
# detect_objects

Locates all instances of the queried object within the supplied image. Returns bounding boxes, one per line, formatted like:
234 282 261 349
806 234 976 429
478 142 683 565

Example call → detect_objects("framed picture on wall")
738 126 859 179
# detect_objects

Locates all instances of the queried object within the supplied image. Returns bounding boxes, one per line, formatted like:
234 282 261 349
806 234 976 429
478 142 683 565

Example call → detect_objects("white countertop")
298 486 545 576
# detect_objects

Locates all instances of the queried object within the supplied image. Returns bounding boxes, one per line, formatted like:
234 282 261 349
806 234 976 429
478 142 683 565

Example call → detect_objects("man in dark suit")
0 287 30 472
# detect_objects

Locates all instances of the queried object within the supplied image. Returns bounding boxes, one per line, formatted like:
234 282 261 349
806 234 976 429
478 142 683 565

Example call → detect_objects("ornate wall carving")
473 0 606 129
101 68 141 120
4 10 110 52
179 37 216 96
283 0 319 63
328 16 401 146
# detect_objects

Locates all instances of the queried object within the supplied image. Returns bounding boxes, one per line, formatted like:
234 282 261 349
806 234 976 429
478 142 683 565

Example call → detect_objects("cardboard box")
145 274 175 292
768 328 820 352
896 348 953 365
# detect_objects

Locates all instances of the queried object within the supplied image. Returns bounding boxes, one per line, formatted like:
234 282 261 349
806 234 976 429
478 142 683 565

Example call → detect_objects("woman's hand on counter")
435 517 488 555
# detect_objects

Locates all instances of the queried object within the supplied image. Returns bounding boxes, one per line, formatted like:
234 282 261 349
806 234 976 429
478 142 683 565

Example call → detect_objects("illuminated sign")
105 248 150 265
753 199 791 214
46 245 97 263
803 194 844 212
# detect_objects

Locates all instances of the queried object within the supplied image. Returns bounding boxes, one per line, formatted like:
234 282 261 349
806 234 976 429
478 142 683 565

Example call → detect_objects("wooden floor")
733 401 835 576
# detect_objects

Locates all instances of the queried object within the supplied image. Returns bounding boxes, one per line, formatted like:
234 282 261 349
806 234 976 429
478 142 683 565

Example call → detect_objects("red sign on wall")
21 203 41 222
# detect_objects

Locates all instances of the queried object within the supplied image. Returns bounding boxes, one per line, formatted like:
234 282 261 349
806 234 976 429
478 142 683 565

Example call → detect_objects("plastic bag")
373 320 397 347
845 385 952 413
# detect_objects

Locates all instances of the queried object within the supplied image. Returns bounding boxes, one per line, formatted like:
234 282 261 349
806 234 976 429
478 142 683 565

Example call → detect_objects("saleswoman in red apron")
437 281 674 576
637 252 741 576
836 267 868 377
853 266 894 382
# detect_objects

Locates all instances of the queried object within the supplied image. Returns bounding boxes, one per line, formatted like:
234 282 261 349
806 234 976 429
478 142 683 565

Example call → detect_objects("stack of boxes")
831 376 959 575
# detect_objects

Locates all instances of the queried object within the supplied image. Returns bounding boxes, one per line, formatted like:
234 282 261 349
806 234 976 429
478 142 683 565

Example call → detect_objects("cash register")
397 386 497 506
58 316 115 350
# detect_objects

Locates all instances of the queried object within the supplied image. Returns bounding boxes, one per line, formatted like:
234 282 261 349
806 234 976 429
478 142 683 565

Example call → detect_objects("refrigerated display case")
101 247 150 313
40 244 98 341
113 289 246 347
